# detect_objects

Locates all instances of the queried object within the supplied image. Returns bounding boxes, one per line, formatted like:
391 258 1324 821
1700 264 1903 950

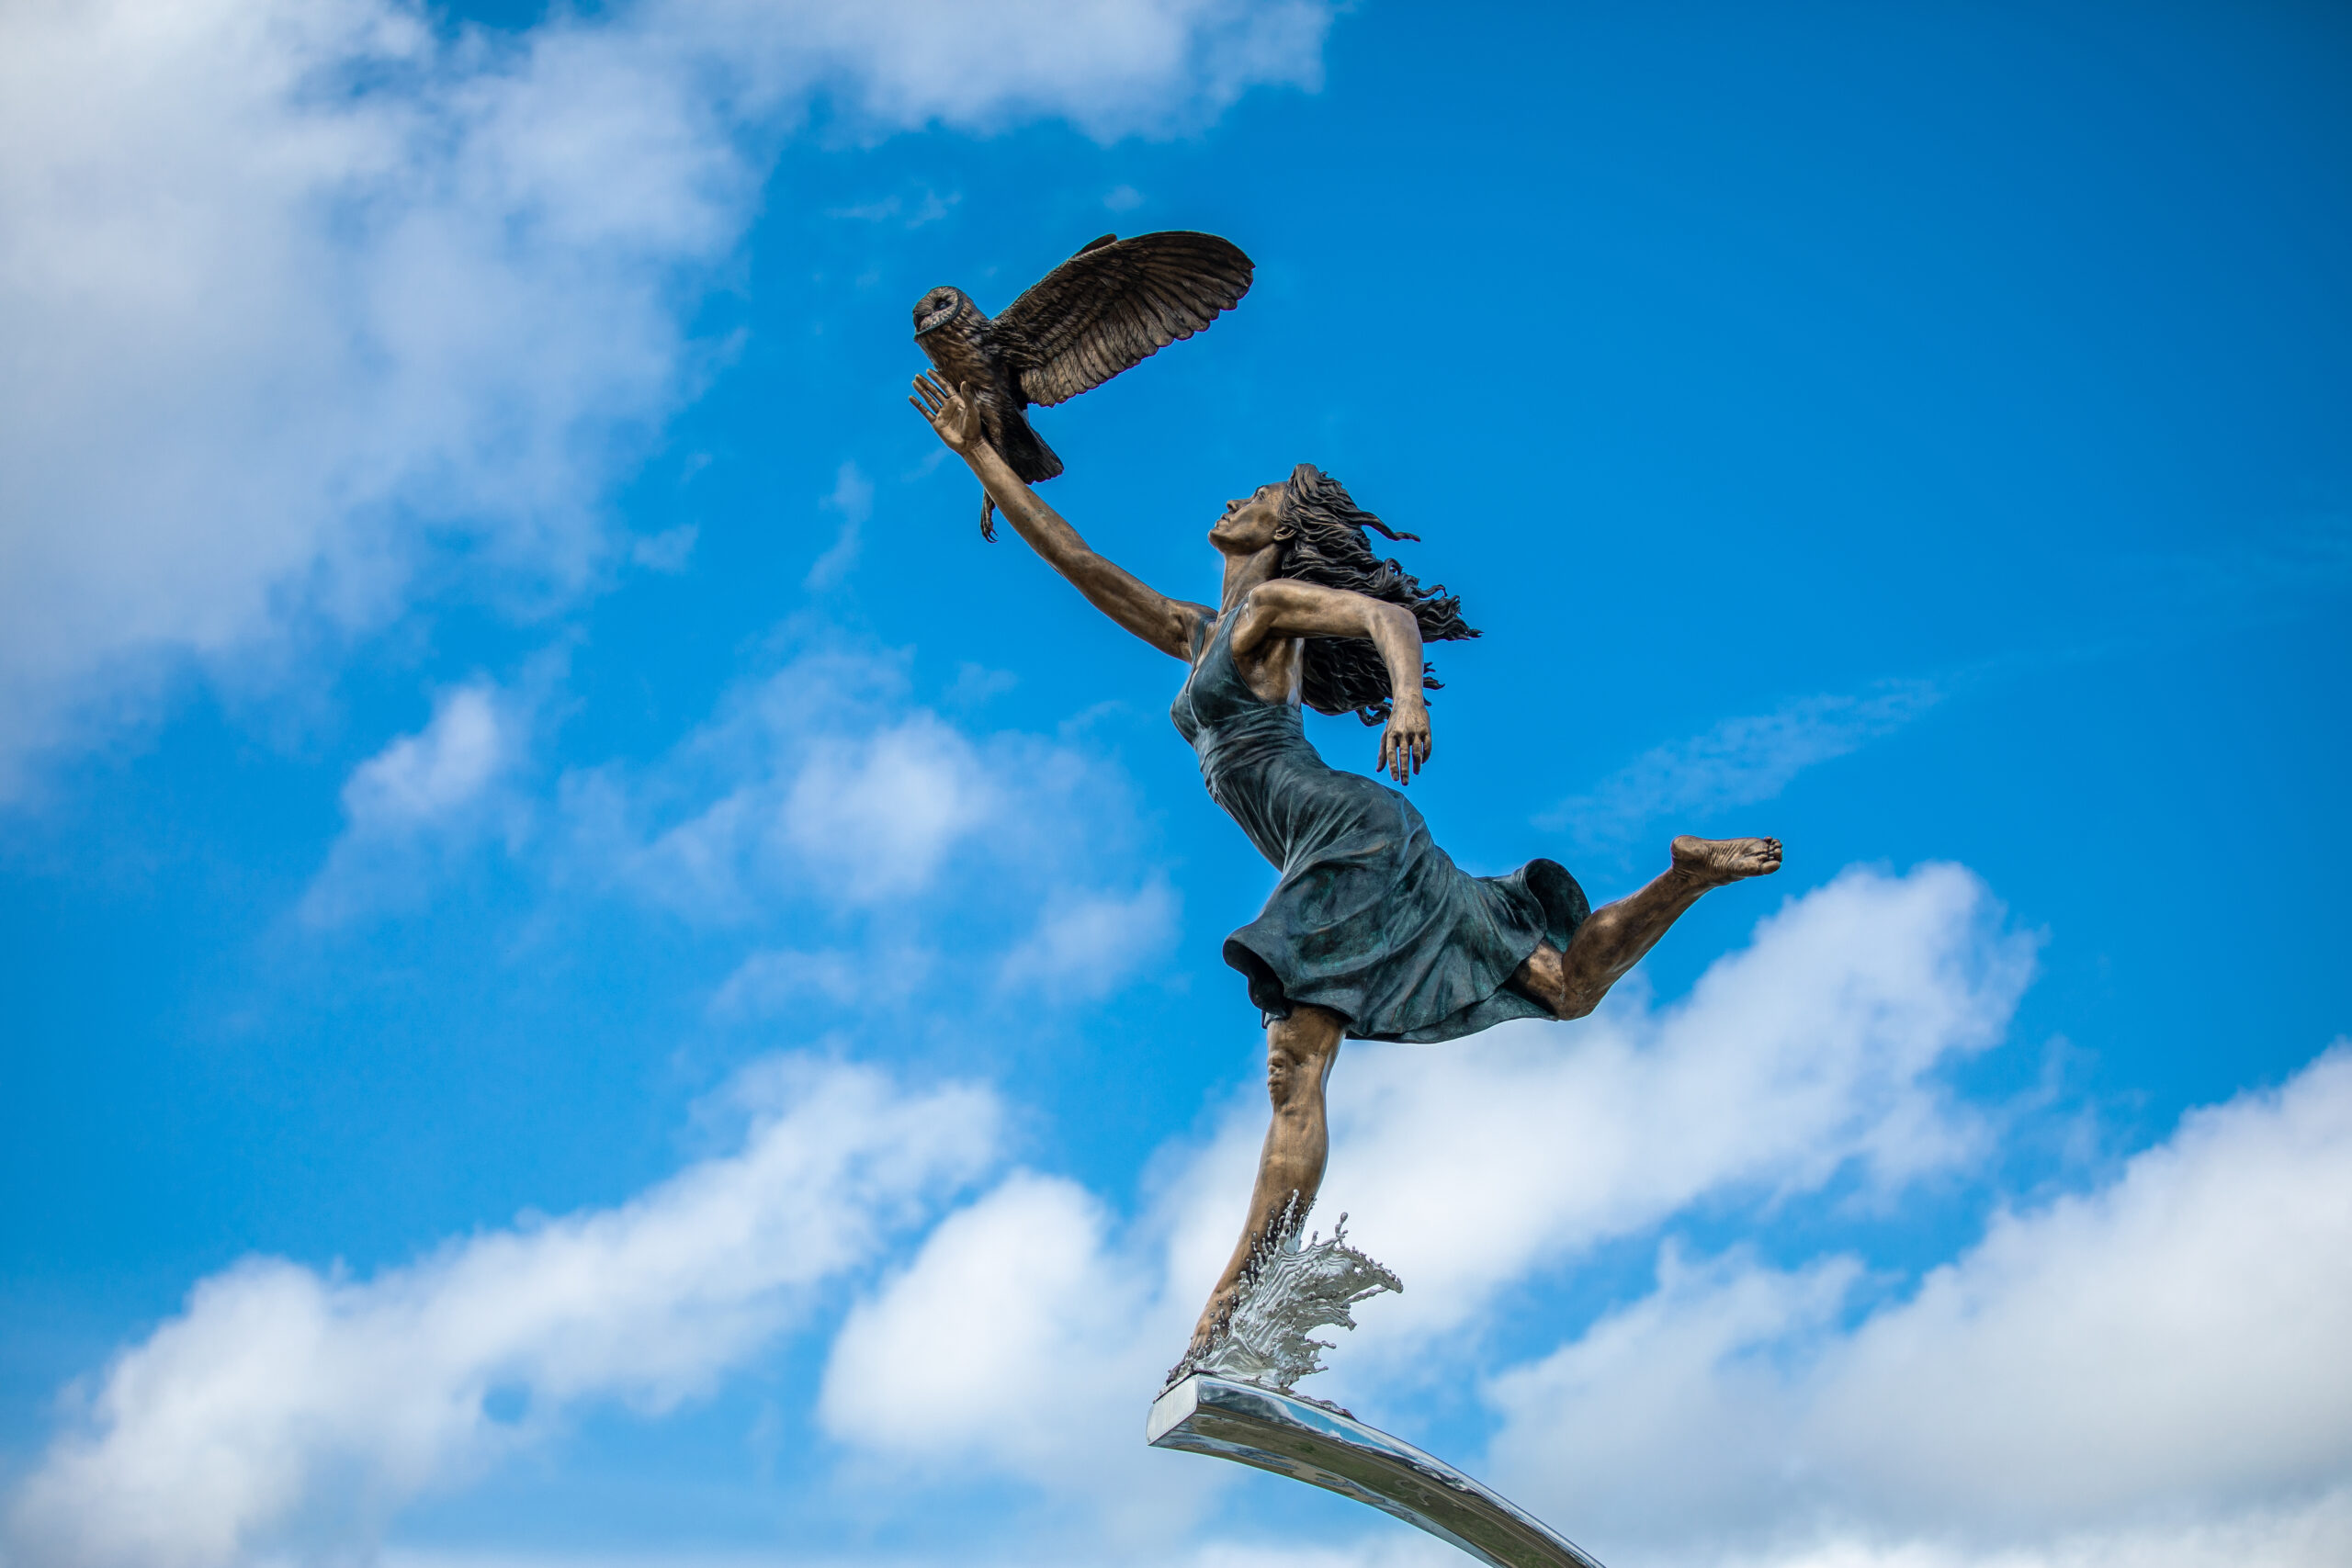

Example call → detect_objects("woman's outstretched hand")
1379 696 1432 784
909 372 982 457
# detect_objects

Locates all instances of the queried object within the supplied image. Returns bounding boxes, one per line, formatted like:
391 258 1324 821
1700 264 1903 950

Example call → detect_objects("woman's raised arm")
910 374 1206 660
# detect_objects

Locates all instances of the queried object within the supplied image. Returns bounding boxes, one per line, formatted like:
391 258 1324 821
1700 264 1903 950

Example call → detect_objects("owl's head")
911 287 969 336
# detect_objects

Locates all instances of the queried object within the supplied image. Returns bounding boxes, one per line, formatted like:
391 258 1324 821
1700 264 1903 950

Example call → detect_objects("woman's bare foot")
1669 834 1783 886
1186 1285 1239 1365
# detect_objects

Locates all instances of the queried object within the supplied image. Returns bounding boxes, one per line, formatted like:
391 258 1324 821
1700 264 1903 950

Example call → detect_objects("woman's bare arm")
910 374 1206 660
1233 579 1434 784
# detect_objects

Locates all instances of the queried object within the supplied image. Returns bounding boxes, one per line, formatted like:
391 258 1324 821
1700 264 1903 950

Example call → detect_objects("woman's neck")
1218 545 1280 612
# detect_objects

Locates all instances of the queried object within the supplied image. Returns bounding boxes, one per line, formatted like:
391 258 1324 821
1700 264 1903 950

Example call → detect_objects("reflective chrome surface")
1148 1373 1606 1568
1184 1211 1400 1392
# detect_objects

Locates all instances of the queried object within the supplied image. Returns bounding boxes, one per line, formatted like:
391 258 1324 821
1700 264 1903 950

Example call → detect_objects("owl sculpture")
911 231 1253 539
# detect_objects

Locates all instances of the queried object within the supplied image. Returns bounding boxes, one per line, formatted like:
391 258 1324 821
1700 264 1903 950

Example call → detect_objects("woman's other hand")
910 372 982 457
1378 695 1431 784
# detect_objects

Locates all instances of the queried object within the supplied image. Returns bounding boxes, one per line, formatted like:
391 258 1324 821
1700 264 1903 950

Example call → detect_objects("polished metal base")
1148 1374 1606 1568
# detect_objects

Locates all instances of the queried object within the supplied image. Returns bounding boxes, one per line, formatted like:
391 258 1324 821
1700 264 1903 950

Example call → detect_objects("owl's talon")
980 492 998 543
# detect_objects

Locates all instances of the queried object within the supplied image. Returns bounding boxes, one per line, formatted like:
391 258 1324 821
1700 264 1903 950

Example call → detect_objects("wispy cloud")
558 640 1148 924
629 525 699 574
5 1061 999 1568
1542 681 1943 849
805 462 876 592
999 878 1181 998
299 678 534 927
828 188 961 228
0 0 1333 791
708 943 935 1019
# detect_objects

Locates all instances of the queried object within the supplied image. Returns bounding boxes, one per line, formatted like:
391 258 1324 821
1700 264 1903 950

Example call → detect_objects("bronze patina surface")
908 367 1781 1374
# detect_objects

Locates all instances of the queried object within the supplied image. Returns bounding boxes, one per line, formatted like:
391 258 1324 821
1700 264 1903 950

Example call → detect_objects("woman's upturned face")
1209 481 1285 555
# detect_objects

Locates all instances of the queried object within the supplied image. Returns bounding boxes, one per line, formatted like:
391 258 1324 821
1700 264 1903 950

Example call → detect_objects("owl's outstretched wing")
995 231 1253 409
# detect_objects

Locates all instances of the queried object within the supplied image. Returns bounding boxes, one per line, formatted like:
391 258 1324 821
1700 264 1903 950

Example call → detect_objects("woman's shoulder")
1238 579 1327 614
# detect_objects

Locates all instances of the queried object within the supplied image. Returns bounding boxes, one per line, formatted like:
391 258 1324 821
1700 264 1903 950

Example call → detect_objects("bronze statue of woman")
910 373 1781 1367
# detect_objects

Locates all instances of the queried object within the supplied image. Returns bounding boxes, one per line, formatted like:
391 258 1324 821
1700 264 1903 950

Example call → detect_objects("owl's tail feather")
996 410 1063 485
978 410 1059 542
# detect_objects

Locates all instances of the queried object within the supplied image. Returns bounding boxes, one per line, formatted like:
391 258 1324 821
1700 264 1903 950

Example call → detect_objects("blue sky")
2 1 2348 1565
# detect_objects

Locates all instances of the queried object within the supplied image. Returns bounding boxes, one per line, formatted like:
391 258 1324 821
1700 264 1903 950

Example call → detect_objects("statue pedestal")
1148 1373 1605 1568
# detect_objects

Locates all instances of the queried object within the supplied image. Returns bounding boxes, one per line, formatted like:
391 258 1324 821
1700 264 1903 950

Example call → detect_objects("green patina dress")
1172 613 1589 1043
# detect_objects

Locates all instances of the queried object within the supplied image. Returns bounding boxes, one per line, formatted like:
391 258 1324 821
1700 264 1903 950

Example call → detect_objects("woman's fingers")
1380 720 1430 784
1384 720 1430 784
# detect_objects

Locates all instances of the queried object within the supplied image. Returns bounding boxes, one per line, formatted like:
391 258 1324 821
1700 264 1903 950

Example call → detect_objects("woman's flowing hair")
1275 464 1479 723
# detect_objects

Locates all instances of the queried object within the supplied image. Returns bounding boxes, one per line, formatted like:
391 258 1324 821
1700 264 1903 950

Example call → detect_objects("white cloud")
562 643 1140 919
820 1171 1221 1543
707 942 934 1018
343 684 511 829
5 1059 1000 1568
564 649 995 915
946 661 1020 707
299 678 528 924
1484 1043 2352 1561
757 0 1330 137
0 0 730 785
782 714 997 899
1709 1492 2352 1568
999 877 1180 997
0 0 1330 790
822 1173 1155 1463
630 525 699 574
1543 682 1942 848
374 1534 1469 1568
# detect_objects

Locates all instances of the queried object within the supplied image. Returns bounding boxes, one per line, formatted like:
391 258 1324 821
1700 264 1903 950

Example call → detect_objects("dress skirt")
1173 615 1589 1044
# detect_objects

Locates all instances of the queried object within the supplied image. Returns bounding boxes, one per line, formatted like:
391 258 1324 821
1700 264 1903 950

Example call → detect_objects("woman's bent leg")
1184 1003 1347 1364
1512 835 1781 1020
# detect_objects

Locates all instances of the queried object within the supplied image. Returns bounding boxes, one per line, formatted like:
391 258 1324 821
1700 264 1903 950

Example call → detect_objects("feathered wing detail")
995 231 1253 409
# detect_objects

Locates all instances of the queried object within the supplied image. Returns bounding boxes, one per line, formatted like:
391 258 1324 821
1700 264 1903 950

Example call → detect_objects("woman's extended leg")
1511 835 1781 1020
1184 1002 1348 1364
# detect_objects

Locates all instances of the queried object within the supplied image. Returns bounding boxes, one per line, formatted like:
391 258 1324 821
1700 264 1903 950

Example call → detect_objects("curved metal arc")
1148 1374 1607 1568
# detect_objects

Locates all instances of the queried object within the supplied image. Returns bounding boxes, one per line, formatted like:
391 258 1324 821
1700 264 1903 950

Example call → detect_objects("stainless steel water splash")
1182 1198 1401 1396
